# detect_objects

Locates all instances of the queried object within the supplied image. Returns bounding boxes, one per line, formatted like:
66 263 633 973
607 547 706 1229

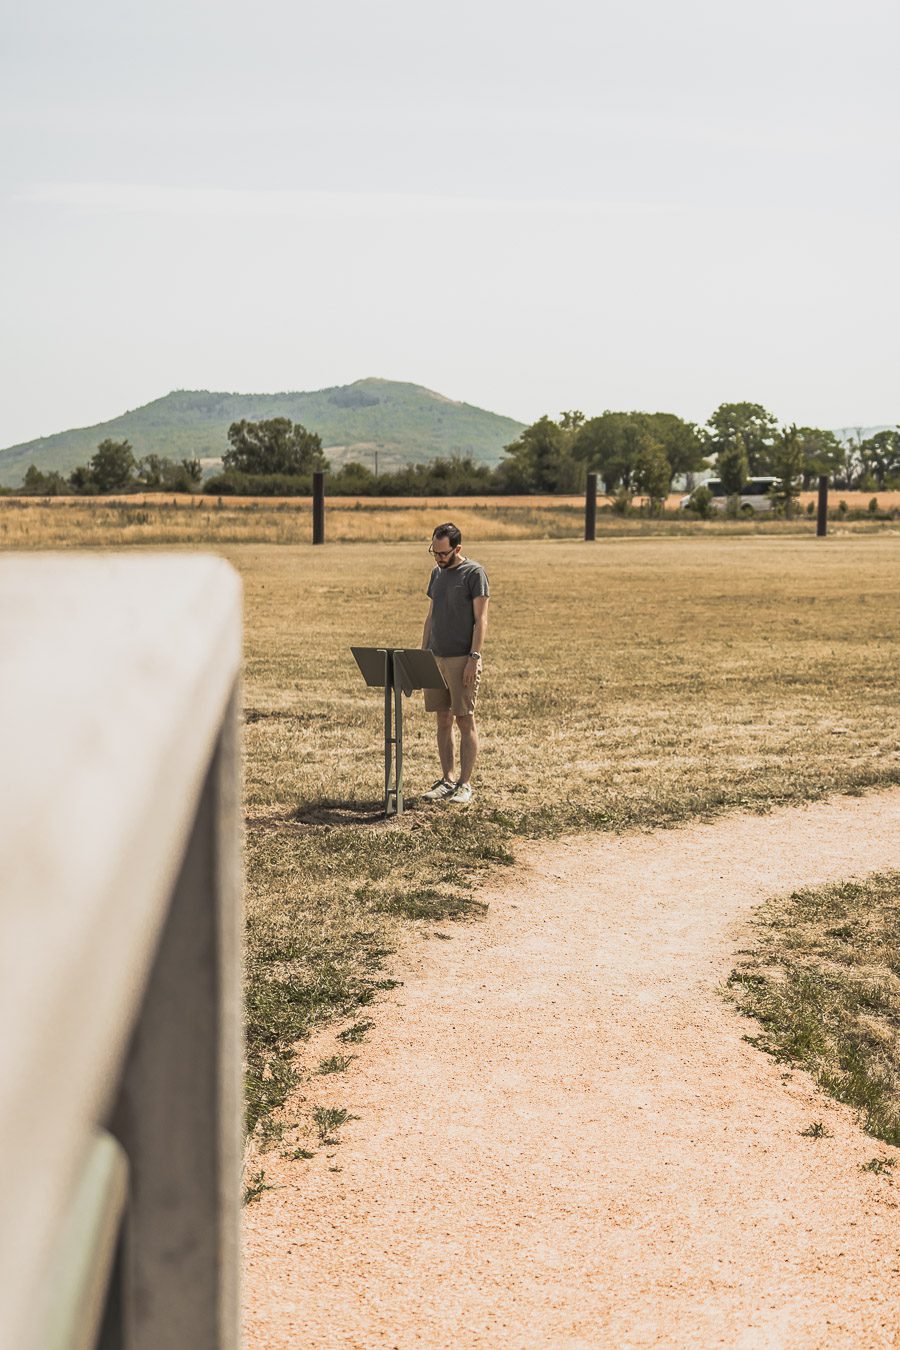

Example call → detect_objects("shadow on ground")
246 798 430 830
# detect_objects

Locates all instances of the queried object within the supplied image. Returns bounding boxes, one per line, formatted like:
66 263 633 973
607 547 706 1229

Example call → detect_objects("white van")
680 477 778 513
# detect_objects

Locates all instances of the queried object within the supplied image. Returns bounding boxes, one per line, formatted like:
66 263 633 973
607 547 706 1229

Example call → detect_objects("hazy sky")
2 0 898 446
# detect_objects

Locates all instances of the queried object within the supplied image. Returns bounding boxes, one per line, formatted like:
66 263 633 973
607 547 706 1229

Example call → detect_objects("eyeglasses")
428 545 457 559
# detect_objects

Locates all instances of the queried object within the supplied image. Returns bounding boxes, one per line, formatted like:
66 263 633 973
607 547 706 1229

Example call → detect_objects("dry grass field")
1 494 897 550
4 506 898 1142
226 534 900 1135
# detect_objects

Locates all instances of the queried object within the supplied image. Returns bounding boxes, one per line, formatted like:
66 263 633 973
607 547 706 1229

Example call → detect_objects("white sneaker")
421 778 456 802
447 782 473 805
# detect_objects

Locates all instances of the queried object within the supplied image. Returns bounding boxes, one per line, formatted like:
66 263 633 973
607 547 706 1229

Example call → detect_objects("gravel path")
243 791 900 1348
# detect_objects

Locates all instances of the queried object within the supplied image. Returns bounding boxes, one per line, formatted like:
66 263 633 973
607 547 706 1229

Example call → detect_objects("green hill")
0 379 526 487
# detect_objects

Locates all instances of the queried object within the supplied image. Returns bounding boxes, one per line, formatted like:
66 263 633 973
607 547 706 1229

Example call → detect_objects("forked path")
243 791 900 1348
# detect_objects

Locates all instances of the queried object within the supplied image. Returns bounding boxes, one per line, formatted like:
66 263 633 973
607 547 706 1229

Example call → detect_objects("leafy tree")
88 438 136 493
137 453 167 488
573 411 703 493
20 464 70 495
68 464 99 494
610 486 633 514
497 415 581 493
858 429 900 490
559 410 585 432
643 412 705 479
706 402 778 473
490 449 533 494
224 418 325 476
137 454 203 492
824 433 867 490
716 433 750 496
632 439 671 512
64 437 144 494
570 412 634 491
688 484 715 519
768 424 805 519
793 427 844 488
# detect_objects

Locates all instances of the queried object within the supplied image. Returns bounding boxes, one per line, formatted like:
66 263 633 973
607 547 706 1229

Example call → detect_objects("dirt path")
243 791 900 1348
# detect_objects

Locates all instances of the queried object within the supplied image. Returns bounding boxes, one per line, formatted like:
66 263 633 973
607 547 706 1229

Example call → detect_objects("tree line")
17 440 203 496
493 405 900 508
13 404 900 502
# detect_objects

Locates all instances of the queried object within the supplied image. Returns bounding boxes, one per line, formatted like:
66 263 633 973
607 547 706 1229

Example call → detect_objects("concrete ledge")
0 554 243 1350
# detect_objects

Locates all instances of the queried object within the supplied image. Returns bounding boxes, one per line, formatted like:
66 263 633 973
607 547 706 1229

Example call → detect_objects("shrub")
203 471 314 497
689 484 715 519
138 454 202 492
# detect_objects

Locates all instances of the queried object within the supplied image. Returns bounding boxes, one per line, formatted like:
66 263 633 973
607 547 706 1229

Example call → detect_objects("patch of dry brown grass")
2 495 896 550
234 536 900 826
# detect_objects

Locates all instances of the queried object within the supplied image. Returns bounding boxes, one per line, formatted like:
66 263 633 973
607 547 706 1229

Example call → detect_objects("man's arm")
471 595 489 655
422 599 433 650
463 596 489 686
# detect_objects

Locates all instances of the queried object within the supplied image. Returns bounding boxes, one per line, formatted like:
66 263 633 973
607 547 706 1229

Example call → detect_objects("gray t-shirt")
426 559 490 657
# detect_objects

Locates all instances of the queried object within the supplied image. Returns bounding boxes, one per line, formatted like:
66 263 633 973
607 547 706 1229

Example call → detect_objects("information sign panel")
350 648 447 816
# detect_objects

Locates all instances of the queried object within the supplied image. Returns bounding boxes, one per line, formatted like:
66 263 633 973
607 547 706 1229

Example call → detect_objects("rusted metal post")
585 473 598 541
312 471 325 545
816 475 828 537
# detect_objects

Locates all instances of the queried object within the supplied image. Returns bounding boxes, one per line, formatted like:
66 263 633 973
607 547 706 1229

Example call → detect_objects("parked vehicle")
681 477 778 513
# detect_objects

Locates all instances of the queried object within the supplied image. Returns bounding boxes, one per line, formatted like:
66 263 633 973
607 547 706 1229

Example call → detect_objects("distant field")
1 492 897 550
4 490 900 510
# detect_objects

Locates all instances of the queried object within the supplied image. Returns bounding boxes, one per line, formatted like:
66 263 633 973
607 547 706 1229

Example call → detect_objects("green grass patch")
313 1105 356 1142
798 1121 833 1138
860 1156 896 1176
242 1168 271 1205
338 1019 375 1044
318 1054 355 1075
729 871 900 1148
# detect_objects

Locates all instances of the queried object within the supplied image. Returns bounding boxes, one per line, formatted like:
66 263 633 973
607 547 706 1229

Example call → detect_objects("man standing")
420 523 489 805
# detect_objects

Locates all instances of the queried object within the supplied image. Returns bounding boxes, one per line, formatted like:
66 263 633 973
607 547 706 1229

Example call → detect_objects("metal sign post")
585 472 598 541
351 647 447 817
384 649 401 815
816 474 829 538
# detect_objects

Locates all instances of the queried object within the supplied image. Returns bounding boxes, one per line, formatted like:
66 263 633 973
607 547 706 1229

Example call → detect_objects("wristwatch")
468 651 481 660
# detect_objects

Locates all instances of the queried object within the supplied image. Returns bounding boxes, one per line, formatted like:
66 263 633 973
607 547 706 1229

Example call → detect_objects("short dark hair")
432 522 461 549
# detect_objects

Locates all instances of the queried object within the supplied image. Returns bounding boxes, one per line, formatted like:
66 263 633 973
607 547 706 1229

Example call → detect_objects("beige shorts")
423 654 481 717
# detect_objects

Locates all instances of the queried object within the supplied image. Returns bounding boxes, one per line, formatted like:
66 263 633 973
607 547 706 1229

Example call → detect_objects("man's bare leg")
436 710 455 781
456 713 479 785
